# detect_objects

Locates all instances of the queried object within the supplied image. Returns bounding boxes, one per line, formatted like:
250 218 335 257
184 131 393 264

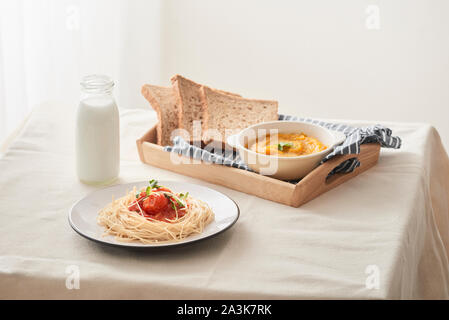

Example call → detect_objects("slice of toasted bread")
141 84 178 146
171 75 240 140
200 86 278 144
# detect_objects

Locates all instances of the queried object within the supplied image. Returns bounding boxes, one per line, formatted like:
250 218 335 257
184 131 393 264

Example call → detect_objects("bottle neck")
80 75 114 96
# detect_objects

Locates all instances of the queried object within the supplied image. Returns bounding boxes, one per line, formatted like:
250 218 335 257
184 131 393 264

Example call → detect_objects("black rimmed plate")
69 180 239 248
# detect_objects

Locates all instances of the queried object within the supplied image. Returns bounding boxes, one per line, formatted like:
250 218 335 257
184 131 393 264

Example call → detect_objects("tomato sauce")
128 187 187 222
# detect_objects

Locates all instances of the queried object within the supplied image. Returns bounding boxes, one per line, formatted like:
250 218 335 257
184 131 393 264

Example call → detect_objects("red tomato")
142 193 169 214
137 192 147 200
128 202 139 212
128 192 146 212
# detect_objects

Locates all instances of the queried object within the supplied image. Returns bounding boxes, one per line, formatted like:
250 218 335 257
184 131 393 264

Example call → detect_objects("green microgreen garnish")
164 192 186 208
145 179 163 196
163 193 178 211
278 142 293 151
149 179 161 189
179 192 189 200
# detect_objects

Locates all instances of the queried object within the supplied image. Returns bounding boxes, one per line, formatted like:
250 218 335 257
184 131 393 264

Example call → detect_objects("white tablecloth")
1 102 448 299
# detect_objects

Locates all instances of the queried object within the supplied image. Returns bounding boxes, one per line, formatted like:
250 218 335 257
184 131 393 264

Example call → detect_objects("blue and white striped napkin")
164 115 402 182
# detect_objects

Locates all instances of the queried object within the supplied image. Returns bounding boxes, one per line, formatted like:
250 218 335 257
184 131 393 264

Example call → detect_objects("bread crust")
171 74 241 140
200 86 278 144
141 84 178 146
170 76 189 134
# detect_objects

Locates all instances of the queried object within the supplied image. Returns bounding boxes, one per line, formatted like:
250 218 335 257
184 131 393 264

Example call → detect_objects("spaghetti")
97 180 215 244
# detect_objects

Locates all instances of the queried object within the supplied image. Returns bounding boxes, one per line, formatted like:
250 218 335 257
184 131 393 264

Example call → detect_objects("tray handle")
292 143 380 206
303 153 361 186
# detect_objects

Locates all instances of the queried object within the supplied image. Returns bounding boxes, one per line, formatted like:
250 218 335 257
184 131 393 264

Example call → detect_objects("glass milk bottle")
76 75 120 184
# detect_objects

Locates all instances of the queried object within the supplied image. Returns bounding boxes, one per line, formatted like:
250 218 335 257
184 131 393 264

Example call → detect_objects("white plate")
69 180 240 248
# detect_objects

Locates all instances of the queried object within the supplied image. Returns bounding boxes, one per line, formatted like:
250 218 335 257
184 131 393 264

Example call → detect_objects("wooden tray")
136 125 381 207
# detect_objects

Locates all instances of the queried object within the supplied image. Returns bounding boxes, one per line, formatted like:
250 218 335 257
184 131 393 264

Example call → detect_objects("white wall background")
0 0 161 146
160 0 449 150
1 0 448 150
